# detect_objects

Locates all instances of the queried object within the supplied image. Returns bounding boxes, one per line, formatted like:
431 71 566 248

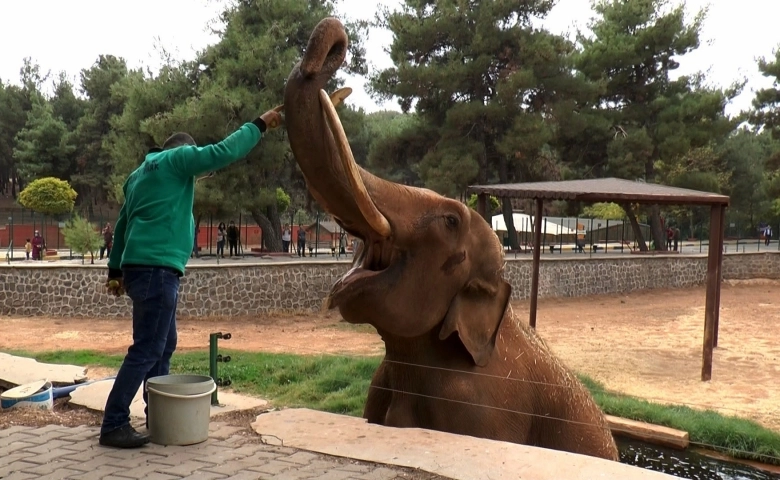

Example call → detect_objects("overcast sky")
1 0 778 117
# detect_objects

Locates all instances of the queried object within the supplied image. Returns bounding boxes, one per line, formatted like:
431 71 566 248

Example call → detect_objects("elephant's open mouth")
328 239 396 310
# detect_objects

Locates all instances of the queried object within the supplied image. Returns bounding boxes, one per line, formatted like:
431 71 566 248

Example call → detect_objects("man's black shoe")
99 424 150 448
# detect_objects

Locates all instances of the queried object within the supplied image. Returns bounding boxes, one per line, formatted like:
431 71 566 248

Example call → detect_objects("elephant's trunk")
299 18 348 79
284 17 392 240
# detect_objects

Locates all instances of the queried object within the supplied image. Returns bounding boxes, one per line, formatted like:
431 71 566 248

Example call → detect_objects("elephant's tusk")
270 87 353 114
319 88 392 238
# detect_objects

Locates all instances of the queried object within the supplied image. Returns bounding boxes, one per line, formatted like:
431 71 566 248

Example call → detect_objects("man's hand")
107 278 125 297
260 105 284 130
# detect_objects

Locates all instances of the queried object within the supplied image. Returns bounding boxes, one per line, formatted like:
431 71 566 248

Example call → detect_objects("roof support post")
529 198 544 329
702 203 725 381
713 205 725 348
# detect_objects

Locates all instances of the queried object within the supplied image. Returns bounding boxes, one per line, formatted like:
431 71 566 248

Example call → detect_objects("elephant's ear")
439 278 512 367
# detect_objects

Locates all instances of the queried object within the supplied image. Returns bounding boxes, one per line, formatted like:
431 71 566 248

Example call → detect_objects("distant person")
24 238 31 260
100 222 113 260
281 224 291 253
101 106 283 449
666 227 673 250
766 226 772 247
297 227 306 257
216 222 226 258
673 227 680 252
227 220 239 257
31 231 44 260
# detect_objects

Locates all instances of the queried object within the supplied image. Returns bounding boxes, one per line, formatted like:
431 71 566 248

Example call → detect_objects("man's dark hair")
162 132 196 150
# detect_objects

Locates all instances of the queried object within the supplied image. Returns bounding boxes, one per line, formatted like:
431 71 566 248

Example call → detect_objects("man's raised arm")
169 107 283 178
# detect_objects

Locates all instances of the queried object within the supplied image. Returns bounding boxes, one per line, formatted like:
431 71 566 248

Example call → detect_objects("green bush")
466 194 500 213
18 177 77 216
62 215 104 264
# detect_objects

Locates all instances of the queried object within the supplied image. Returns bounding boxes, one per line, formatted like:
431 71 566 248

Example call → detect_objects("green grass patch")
9 349 780 465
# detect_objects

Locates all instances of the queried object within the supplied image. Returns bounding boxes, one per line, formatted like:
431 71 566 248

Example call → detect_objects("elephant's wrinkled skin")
283 17 619 461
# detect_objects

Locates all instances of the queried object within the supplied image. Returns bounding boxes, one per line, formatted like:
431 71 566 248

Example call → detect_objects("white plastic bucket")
146 374 216 446
1 380 54 411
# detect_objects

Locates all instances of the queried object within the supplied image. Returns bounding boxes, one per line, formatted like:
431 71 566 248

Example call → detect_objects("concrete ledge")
251 408 675 480
0 352 87 389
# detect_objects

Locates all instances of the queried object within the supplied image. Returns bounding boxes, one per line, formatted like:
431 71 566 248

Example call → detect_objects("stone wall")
1 252 778 318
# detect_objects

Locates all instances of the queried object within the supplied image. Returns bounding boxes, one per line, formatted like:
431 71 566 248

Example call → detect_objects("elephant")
282 17 619 462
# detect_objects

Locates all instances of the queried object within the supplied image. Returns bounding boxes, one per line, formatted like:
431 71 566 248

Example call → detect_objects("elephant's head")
284 17 512 366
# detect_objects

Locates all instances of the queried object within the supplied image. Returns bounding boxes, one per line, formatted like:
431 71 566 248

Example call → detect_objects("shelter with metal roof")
467 177 729 382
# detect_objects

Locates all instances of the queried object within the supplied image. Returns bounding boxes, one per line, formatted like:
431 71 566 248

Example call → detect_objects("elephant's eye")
445 215 459 229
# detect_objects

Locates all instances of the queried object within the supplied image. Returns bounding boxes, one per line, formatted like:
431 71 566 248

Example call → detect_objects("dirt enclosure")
2 280 779 432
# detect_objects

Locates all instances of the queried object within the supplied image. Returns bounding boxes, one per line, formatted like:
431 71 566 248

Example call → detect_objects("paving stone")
223 472 268 480
67 465 130 479
0 441 37 457
0 432 37 446
180 472 229 480
21 447 76 465
0 461 39 478
22 428 75 444
0 426 34 435
282 452 320 465
0 426 434 480
61 439 102 452
20 457 77 473
67 453 129 472
0 451 36 464
24 468 83 480
61 446 111 462
26 424 74 436
127 474 180 480
148 451 204 466
308 470 358 480
248 459 296 476
333 464 372 473
152 460 219 476
104 461 164 479
354 468 409 480
1 472 39 480
209 425 245 439
24 438 76 453
203 458 278 477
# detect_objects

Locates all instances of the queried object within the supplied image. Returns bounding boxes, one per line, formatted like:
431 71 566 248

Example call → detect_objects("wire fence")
223 332 780 465
2 205 779 258
0 208 356 261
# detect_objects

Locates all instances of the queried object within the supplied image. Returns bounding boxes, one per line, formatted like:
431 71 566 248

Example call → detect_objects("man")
100 222 113 260
226 220 239 257
297 227 306 257
101 106 283 449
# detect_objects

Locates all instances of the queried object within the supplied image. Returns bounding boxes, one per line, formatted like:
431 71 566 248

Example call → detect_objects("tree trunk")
649 205 667 251
644 159 667 251
501 198 519 250
621 203 648 251
496 151 518 250
689 210 695 239
250 207 283 252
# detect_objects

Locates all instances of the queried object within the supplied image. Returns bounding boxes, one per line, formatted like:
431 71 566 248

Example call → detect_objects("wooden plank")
605 415 690 450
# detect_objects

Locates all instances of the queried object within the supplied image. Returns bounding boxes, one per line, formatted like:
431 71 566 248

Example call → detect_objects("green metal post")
209 333 219 405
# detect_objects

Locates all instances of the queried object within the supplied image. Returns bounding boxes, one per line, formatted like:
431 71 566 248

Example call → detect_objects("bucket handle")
147 383 216 400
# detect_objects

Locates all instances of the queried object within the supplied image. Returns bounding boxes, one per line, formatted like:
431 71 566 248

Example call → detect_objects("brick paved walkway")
0 423 444 480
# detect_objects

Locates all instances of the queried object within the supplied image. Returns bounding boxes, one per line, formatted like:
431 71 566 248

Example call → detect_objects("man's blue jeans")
101 267 180 435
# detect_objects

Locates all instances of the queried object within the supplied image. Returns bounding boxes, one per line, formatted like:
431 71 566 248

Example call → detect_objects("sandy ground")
1 280 778 432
